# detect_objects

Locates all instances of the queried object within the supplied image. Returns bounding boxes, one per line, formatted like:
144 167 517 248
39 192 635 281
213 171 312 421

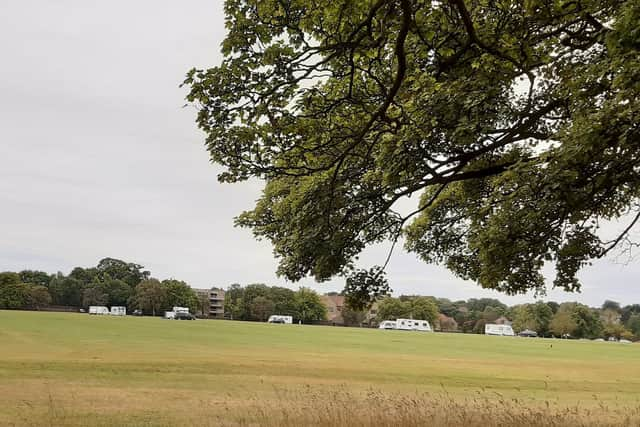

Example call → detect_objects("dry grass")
8 386 640 427
2 311 640 426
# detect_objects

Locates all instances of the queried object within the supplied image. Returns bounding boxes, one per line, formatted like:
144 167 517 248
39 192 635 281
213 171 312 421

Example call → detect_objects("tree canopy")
375 295 438 324
185 0 640 298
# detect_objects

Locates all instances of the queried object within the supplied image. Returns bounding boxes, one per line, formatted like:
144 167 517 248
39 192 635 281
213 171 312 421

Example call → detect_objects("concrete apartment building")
193 287 225 318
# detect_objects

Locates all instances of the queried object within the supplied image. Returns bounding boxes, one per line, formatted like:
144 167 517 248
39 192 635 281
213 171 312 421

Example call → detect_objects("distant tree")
549 310 577 338
27 285 51 310
82 284 108 308
626 314 640 338
101 279 132 307
620 330 635 341
571 304 603 339
18 270 51 288
132 279 165 316
224 284 245 320
532 302 553 336
269 286 297 316
48 274 84 307
0 272 21 286
162 279 198 312
461 319 478 334
435 298 458 318
410 297 439 325
343 266 390 311
466 299 506 314
250 296 275 322
511 305 534 332
621 305 640 324
197 292 210 318
601 308 622 325
242 284 272 319
0 273 30 309
546 301 560 315
473 319 487 334
68 267 98 286
342 306 367 327
376 298 411 321
512 302 553 336
453 305 479 333
437 313 458 332
481 306 502 323
294 287 327 323
95 258 150 288
602 300 621 313
603 323 630 341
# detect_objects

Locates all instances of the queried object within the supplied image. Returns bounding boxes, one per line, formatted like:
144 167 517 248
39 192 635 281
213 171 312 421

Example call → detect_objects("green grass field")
1 310 640 426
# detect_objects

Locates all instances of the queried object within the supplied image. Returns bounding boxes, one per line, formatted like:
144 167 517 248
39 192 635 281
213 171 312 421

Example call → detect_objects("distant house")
321 294 345 324
437 313 458 332
193 287 225 319
321 295 380 326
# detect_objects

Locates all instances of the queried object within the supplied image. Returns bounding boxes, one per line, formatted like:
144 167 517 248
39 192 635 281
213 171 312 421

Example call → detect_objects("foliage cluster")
185 0 640 304
224 283 327 322
0 258 198 316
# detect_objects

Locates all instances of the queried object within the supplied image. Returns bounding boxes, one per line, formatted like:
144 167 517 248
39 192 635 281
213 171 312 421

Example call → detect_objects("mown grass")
1 310 639 426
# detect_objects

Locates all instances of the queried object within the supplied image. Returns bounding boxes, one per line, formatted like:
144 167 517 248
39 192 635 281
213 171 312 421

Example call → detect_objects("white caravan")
89 306 109 315
110 306 126 316
395 318 433 332
378 320 396 330
165 307 189 319
484 324 515 336
268 315 293 324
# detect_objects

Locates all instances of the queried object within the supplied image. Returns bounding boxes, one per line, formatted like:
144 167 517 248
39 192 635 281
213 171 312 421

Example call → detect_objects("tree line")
224 284 327 323
368 297 640 341
2 258 639 339
0 258 199 316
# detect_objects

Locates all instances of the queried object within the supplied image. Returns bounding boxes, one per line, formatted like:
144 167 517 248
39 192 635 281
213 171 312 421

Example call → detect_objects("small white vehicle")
378 320 396 330
268 315 293 324
110 306 126 316
267 314 293 324
89 306 109 315
164 311 176 319
395 318 433 332
484 324 515 336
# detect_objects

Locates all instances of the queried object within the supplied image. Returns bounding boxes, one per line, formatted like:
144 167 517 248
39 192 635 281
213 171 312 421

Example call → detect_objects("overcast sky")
1 0 638 307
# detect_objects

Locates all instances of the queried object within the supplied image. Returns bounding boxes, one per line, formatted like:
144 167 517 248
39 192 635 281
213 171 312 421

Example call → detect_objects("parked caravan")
378 320 396 330
268 315 293 324
173 307 190 314
484 324 515 336
395 318 433 332
89 306 109 315
110 306 126 316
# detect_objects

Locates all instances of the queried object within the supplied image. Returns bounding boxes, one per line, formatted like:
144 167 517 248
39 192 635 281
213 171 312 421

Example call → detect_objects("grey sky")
1 0 638 307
